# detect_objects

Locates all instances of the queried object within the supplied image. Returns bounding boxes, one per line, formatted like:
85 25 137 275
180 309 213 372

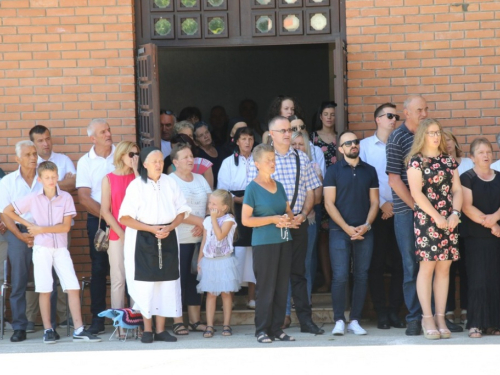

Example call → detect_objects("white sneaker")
332 320 345 336
347 320 367 335
246 300 256 310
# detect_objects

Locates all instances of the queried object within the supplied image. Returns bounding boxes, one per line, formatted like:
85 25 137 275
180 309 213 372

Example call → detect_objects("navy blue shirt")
324 158 379 230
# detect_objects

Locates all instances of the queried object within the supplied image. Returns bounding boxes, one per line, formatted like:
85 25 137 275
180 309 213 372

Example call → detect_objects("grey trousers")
5 230 32 330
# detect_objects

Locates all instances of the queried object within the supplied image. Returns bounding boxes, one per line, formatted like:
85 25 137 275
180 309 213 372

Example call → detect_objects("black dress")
409 154 460 262
460 169 500 329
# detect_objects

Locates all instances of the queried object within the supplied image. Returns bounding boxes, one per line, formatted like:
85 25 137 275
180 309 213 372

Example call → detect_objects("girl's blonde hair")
291 131 312 161
211 189 238 242
114 141 139 170
442 130 463 157
405 118 448 165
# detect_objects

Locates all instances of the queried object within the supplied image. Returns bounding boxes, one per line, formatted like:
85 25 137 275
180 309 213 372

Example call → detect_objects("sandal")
118 327 127 340
422 315 440 340
434 314 451 339
469 328 482 338
172 323 189 336
256 331 272 344
275 332 295 341
281 315 291 329
485 327 500 335
203 326 214 338
222 325 232 336
189 321 214 332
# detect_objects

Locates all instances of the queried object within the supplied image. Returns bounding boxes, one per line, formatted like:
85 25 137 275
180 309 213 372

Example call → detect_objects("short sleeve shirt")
386 123 414 214
324 159 379 230
37 152 76 181
76 145 115 204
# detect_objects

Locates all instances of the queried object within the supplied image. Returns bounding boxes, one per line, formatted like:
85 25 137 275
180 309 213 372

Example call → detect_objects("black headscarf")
138 146 162 183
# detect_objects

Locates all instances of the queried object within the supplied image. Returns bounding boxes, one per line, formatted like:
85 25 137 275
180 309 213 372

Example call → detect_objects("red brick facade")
346 0 500 151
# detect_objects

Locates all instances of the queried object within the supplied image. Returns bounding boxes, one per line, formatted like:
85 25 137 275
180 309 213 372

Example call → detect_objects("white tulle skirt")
197 255 241 296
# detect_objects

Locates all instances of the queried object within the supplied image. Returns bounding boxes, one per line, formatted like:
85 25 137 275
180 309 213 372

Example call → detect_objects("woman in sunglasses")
406 119 462 340
310 101 338 293
100 140 140 339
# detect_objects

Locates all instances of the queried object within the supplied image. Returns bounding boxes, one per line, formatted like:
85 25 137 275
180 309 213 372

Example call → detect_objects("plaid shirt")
247 147 322 214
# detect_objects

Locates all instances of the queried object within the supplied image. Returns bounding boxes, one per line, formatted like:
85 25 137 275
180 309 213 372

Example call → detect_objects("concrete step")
217 292 332 307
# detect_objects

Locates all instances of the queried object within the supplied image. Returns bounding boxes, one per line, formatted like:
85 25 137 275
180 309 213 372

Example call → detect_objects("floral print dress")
408 154 460 262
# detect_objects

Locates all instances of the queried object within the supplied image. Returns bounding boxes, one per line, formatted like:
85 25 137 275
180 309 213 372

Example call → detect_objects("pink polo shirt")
13 187 77 249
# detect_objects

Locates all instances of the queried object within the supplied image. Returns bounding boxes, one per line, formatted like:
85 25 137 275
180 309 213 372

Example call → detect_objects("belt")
16 223 28 233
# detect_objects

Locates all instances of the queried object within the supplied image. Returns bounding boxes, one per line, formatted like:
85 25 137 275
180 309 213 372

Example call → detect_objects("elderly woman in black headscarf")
119 147 191 344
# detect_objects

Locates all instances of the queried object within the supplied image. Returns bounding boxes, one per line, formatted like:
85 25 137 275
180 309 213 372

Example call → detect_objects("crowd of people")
1 95 500 346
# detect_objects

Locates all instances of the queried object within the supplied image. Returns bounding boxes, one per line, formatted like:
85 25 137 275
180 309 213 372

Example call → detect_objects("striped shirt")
386 123 414 214
247 147 321 214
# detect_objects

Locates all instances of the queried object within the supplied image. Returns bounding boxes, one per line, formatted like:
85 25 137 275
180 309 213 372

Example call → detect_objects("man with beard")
324 131 379 336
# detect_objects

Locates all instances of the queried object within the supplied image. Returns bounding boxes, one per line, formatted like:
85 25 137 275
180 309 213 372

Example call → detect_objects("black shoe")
10 330 27 342
388 313 406 329
446 319 464 333
141 331 154 343
73 329 102 342
43 329 56 344
154 330 177 342
377 315 391 330
88 319 105 334
405 320 422 336
300 322 325 335
54 329 61 340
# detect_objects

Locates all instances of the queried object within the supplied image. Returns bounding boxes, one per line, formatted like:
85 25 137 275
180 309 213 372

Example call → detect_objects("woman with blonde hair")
407 119 463 340
100 140 139 338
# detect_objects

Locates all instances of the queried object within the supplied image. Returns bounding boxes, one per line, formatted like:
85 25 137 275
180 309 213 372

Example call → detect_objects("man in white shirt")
0 141 42 342
76 119 115 334
29 125 77 329
160 110 176 157
360 103 405 330
0 169 8 332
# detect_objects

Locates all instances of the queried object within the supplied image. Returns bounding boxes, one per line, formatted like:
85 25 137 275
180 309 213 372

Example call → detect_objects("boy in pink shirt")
3 161 101 344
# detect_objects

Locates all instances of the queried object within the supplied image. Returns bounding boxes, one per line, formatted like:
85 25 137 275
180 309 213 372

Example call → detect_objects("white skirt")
197 255 240 296
234 246 256 285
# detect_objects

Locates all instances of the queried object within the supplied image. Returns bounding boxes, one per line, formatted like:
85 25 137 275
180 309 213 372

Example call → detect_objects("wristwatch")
365 222 371 231
452 210 461 218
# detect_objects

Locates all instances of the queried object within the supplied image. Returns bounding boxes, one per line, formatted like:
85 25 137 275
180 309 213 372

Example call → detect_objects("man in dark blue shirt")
324 131 379 336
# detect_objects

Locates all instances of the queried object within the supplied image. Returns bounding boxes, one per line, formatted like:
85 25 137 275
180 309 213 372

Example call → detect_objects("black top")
324 158 379 230
386 123 414 214
197 146 226 188
460 169 500 238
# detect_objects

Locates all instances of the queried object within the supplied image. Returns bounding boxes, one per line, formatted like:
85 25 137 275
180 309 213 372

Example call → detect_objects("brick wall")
345 0 500 153
0 0 136 320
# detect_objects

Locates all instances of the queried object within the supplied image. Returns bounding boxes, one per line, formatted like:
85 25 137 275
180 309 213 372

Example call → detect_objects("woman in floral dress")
310 101 337 292
407 119 463 340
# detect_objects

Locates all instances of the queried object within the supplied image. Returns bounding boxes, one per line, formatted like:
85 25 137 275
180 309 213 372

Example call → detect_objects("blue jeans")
394 210 422 322
286 220 318 315
329 229 373 322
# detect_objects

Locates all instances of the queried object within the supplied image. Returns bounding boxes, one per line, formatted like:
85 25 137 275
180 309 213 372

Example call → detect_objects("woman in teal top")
242 144 295 343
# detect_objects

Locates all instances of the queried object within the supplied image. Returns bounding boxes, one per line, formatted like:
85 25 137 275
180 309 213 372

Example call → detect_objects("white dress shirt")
218 154 253 192
37 151 76 181
161 140 171 158
76 145 115 204
360 133 392 207
311 142 326 178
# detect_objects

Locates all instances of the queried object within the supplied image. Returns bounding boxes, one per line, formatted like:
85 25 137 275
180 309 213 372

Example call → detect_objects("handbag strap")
290 149 300 211
97 174 111 229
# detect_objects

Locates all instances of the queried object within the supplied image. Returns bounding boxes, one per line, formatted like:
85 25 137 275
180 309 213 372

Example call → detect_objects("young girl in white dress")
197 189 240 338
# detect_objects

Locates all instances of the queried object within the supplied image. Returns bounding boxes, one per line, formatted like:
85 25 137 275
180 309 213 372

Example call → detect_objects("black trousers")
87 214 110 320
179 243 202 306
368 214 404 316
253 241 292 336
446 237 467 311
289 221 313 325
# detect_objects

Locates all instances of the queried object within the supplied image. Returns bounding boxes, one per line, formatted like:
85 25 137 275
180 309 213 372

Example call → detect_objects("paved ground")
1 322 499 374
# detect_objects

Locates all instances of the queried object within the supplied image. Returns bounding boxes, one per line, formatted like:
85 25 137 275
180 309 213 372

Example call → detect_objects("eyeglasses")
271 128 293 135
128 152 140 158
291 124 306 132
340 139 360 147
426 131 441 137
378 113 400 121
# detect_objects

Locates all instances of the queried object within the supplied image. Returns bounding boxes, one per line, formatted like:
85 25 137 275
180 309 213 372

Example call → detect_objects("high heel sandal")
421 315 440 340
434 314 451 339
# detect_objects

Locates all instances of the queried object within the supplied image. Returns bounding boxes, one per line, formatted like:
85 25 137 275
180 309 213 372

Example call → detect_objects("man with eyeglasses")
160 109 176 157
324 131 379 336
247 116 324 335
386 95 428 336
360 104 405 331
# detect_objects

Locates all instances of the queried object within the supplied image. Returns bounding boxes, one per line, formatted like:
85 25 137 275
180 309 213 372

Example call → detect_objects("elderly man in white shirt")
76 119 115 335
0 169 8 332
0 141 42 342
359 103 405 331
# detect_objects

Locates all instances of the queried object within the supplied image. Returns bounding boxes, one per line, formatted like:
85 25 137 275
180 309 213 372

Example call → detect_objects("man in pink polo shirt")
3 161 101 344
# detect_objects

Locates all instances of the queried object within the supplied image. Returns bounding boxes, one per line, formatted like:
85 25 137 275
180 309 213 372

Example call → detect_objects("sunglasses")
128 152 140 158
271 128 293 135
378 113 400 121
340 139 360 147
291 124 306 132
161 110 176 116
